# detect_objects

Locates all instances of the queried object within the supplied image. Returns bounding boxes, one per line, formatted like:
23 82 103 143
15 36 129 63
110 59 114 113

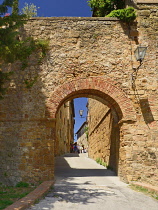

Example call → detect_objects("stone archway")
47 76 136 122
0 76 138 185
47 76 137 182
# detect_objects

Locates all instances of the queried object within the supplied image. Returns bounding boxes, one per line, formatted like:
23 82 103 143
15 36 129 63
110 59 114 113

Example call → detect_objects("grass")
0 182 36 210
96 157 113 170
130 184 158 201
96 157 107 167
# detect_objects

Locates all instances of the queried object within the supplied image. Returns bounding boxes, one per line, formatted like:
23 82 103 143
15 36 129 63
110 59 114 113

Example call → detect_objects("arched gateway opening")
47 77 136 121
47 76 136 182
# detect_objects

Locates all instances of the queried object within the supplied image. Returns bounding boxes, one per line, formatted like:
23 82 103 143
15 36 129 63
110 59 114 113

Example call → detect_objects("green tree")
87 0 136 23
0 0 22 98
0 0 14 15
87 0 125 17
21 2 39 18
12 0 19 15
0 0 49 99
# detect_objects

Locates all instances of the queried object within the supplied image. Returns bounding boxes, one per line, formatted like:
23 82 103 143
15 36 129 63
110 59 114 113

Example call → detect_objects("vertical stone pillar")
19 118 56 184
118 120 136 183
0 117 56 185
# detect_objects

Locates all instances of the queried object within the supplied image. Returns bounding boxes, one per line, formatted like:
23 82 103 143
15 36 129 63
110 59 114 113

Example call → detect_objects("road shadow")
46 183 115 205
32 154 117 208
55 153 116 179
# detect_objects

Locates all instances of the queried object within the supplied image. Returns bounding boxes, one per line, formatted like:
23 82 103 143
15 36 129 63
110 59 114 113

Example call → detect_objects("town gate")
0 1 158 186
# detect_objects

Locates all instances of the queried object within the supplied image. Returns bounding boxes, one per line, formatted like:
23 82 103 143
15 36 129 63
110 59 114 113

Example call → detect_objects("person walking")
73 142 79 153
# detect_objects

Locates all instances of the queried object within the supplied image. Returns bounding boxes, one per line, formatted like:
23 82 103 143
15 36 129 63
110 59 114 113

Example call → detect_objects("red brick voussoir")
47 76 136 122
4 181 54 210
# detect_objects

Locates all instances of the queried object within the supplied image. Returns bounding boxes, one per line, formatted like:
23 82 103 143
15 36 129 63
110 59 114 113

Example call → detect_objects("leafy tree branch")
0 0 49 99
21 3 39 18
107 7 136 23
87 0 136 22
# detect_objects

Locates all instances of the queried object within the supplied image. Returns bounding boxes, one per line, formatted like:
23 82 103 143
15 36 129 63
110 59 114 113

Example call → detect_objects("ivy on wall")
0 0 49 99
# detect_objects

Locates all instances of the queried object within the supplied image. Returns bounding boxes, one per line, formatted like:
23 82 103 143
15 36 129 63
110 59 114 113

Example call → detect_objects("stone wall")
88 99 120 174
0 2 158 186
76 122 88 150
56 101 74 156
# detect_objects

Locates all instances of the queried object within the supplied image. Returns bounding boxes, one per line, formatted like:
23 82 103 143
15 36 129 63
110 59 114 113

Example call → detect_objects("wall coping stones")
137 0 158 3
29 17 119 21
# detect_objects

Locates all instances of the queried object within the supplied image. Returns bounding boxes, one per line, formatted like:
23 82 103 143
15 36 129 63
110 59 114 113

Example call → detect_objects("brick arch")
47 76 136 122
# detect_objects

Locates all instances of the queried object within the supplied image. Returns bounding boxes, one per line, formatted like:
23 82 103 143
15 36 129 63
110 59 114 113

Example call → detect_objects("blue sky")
17 0 92 17
74 98 88 141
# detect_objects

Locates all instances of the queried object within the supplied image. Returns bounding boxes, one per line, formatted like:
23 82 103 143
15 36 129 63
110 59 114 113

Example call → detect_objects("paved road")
28 153 158 210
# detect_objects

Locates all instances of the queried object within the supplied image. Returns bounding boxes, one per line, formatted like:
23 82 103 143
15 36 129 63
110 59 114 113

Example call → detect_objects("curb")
132 182 158 194
4 180 54 210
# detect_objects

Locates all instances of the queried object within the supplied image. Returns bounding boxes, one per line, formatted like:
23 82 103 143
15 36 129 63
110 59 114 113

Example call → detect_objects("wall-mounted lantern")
134 45 147 63
79 110 84 118
132 45 147 90
79 110 90 121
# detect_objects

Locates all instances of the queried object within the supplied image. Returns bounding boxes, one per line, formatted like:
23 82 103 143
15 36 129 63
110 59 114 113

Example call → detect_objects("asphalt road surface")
28 153 158 210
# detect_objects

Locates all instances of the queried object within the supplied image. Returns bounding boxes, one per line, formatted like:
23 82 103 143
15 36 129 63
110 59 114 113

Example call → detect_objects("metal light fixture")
132 45 147 90
134 45 147 63
79 109 90 121
79 110 84 117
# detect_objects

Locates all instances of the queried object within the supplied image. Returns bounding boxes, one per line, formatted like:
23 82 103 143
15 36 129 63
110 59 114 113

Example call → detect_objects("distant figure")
82 145 85 153
73 142 79 153
77 144 80 153
79 145 83 153
85 146 88 153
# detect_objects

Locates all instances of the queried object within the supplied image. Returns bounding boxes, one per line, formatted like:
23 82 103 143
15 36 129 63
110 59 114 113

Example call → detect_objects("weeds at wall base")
130 184 158 201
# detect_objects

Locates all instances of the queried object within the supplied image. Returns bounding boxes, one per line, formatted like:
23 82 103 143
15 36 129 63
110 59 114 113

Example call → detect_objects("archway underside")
47 76 136 123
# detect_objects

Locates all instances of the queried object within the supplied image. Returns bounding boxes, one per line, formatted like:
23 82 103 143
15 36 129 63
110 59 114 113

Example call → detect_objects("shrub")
107 7 136 23
87 0 125 17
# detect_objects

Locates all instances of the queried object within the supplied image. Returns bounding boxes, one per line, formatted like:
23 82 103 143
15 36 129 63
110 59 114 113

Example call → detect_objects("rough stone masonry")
0 1 158 186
